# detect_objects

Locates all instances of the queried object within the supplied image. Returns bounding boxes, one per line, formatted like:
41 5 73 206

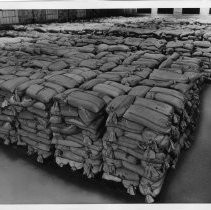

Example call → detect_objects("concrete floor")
0 85 211 203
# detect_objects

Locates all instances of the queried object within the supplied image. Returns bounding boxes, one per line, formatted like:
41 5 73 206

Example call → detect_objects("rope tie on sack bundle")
171 126 180 140
108 129 117 142
84 158 92 177
27 145 35 156
8 95 16 106
3 135 10 145
51 101 60 115
168 139 176 152
145 163 164 182
143 147 156 162
126 185 135 196
83 135 92 146
1 99 9 108
105 145 114 159
106 111 118 126
139 181 154 203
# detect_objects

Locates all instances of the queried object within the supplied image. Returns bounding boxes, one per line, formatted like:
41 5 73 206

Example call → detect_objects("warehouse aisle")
0 85 211 204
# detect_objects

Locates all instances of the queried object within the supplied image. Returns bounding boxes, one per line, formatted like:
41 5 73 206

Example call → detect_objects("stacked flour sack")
15 73 56 163
148 55 204 157
16 66 97 163
192 40 211 71
49 67 106 178
101 55 204 203
159 52 202 74
151 53 204 137
102 91 178 203
0 66 29 145
165 40 194 57
0 38 35 145
51 88 106 178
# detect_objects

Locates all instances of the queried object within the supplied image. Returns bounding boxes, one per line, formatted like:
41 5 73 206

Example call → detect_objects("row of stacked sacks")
0 36 170 165
159 52 202 73
13 37 167 78
164 40 211 71
101 64 205 203
155 25 206 41
0 30 207 202
15 32 211 74
107 21 207 41
0 61 203 202
48 50 165 177
2 19 210 42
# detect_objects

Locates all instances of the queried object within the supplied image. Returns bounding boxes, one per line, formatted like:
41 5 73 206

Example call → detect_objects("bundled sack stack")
180 24 207 41
0 67 29 145
13 71 54 163
156 28 196 41
51 88 106 178
97 51 166 85
192 40 211 70
15 66 96 163
0 41 40 146
0 18 210 203
203 30 211 42
165 40 194 57
15 88 53 163
158 52 202 73
101 93 180 203
139 38 166 54
107 26 155 38
101 62 204 203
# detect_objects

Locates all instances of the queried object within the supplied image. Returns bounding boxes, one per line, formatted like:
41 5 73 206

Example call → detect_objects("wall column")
151 8 157 16
200 8 210 16
174 8 183 16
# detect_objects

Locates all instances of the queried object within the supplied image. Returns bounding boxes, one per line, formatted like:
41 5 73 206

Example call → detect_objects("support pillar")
151 8 157 17
200 8 210 17
174 8 182 17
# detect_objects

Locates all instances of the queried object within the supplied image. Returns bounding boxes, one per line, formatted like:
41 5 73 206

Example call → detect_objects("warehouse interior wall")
0 8 210 26
0 9 135 26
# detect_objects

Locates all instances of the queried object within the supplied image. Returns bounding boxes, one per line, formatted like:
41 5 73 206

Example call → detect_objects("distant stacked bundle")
155 29 182 40
139 38 166 54
192 41 211 70
179 27 204 41
128 53 166 70
165 40 194 56
203 31 211 42
51 89 106 178
158 28 196 41
108 26 155 38
159 53 202 73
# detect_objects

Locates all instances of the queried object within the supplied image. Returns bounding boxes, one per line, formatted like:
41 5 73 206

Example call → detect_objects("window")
137 9 151 14
182 8 200 14
157 8 174 14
